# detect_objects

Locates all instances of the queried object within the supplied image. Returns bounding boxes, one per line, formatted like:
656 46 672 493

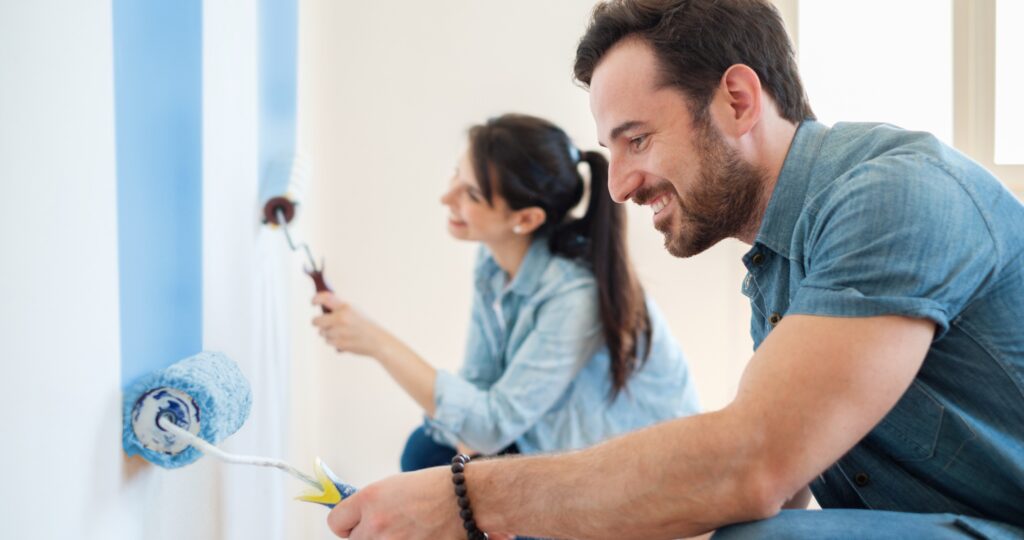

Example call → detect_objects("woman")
313 113 699 471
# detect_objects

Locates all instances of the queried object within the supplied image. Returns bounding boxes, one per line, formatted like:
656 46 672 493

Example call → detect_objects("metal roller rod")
275 208 319 271
158 415 320 490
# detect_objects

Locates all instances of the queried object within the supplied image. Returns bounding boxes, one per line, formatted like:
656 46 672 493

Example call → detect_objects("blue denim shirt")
425 239 700 454
744 120 1024 528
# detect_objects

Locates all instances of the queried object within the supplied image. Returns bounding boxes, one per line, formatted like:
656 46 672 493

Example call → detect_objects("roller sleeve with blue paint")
123 351 251 468
123 351 355 507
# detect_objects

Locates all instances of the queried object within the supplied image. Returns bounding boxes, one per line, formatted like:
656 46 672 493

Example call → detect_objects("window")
995 0 1023 164
798 0 953 143
782 0 1023 193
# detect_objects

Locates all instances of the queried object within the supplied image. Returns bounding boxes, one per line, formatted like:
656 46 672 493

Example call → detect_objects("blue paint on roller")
123 352 252 468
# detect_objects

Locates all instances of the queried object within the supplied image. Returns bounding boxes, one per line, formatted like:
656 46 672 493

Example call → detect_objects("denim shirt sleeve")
455 303 502 390
789 155 998 336
427 281 601 454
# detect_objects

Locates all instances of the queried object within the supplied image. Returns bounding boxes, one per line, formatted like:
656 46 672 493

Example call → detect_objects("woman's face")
440 150 516 243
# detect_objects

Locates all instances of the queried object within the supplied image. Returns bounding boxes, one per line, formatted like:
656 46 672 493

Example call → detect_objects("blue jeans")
712 509 1024 539
400 426 520 472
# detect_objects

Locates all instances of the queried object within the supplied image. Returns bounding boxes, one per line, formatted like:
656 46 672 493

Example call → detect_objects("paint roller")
260 154 334 313
122 351 355 507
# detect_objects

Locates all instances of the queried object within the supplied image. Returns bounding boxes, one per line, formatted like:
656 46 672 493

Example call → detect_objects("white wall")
202 1 293 539
0 2 142 538
0 2 297 539
292 1 754 536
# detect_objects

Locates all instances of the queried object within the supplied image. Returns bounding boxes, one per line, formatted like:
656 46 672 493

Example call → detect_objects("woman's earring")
513 225 523 234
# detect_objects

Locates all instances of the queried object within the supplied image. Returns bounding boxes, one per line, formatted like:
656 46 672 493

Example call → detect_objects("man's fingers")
327 495 361 538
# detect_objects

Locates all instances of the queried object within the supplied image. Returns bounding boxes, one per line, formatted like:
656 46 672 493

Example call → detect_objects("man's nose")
607 153 641 204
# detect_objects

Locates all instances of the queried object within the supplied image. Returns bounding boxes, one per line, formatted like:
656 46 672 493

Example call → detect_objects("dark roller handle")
307 268 333 314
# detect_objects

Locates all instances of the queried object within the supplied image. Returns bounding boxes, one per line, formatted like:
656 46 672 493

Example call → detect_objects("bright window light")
798 0 953 144
995 0 1024 164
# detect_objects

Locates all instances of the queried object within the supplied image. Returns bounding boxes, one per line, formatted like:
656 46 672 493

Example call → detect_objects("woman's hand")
313 292 439 413
312 292 393 358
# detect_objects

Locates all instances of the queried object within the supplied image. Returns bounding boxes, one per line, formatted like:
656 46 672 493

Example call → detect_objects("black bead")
452 453 481 538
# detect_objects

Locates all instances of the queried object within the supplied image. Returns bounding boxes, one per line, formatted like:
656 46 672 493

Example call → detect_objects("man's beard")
647 122 767 258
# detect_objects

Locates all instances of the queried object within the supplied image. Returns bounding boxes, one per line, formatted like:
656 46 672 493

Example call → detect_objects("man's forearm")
467 409 777 540
463 315 935 539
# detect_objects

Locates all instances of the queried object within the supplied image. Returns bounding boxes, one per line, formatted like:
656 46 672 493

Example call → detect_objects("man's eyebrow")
601 120 645 147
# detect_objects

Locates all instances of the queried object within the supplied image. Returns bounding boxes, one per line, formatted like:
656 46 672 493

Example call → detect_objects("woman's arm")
313 284 600 455
313 292 437 415
427 284 601 454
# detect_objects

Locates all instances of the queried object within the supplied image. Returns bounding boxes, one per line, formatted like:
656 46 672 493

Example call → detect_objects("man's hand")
327 467 460 539
326 467 516 539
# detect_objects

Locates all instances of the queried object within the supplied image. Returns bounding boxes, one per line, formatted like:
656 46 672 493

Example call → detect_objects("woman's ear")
511 207 547 235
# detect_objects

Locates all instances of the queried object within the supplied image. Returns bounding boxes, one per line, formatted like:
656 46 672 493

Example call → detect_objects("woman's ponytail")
551 150 651 398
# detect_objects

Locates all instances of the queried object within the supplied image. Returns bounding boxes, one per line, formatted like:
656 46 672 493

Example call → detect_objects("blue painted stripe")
258 0 299 203
113 0 203 385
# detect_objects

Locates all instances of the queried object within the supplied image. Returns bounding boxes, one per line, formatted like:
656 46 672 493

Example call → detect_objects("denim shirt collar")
753 120 829 258
475 237 552 298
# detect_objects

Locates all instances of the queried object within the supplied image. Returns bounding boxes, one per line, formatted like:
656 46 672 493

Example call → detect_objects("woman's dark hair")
574 0 814 124
468 113 650 398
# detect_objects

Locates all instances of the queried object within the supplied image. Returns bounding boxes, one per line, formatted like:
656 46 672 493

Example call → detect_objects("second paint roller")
260 154 334 313
123 351 357 508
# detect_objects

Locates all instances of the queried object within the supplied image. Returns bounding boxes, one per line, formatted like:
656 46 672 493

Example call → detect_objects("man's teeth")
651 195 669 214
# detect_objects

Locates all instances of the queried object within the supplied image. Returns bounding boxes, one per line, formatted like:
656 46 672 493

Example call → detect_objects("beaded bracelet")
451 454 488 540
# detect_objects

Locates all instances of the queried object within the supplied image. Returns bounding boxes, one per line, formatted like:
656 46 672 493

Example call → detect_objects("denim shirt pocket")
872 381 944 462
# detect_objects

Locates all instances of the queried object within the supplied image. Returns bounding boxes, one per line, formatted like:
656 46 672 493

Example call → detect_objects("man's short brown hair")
574 0 814 124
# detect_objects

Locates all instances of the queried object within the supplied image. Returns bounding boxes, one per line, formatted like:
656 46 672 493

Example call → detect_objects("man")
327 1 1024 538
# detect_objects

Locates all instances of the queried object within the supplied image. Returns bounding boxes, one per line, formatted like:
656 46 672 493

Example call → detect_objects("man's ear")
710 63 763 138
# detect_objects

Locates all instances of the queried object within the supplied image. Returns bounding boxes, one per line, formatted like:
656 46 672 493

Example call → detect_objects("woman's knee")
400 426 454 472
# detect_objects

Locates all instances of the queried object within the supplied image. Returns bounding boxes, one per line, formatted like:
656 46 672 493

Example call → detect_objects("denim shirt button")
752 253 766 265
769 312 783 326
854 472 870 486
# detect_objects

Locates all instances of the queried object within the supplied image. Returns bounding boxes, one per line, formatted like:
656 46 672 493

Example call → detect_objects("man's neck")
735 118 799 245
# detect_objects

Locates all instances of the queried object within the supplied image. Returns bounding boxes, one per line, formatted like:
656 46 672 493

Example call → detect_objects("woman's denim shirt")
744 120 1024 528
425 239 699 454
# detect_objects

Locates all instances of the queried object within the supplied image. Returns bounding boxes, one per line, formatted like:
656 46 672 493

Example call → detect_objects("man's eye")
630 135 648 151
